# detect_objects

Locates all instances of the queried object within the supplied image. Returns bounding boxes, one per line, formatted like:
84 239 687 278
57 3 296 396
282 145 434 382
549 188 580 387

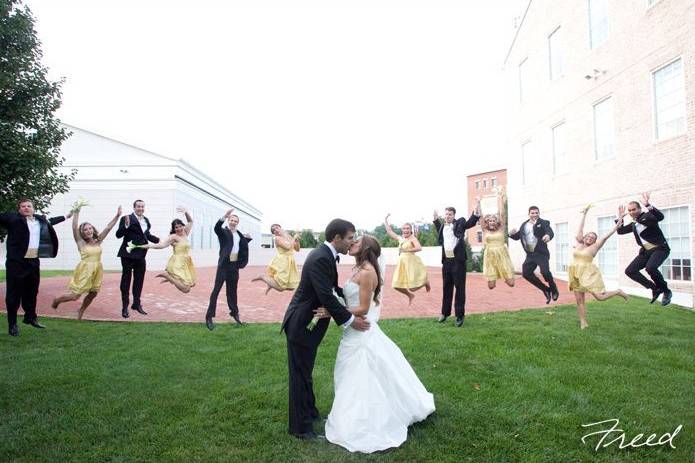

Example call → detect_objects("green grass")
1 299 694 462
0 269 119 282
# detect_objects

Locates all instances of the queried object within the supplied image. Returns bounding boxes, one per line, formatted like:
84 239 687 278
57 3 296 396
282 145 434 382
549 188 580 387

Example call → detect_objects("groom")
281 218 370 440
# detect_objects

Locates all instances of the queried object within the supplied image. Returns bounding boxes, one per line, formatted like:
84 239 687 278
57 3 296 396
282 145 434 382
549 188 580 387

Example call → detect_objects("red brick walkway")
0 266 574 324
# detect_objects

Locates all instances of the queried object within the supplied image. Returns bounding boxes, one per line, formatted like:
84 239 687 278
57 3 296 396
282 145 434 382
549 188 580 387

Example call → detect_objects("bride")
320 234 435 453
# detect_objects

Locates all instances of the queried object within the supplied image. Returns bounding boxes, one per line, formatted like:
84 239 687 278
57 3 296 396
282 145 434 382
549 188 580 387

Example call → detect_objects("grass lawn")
0 269 119 282
1 298 693 462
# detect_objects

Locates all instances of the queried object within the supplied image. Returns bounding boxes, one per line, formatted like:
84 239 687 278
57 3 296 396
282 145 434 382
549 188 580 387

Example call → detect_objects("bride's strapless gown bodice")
325 279 435 453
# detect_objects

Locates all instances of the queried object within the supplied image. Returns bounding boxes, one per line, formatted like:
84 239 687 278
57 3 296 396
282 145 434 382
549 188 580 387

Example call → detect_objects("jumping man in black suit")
0 198 72 336
116 199 159 318
618 192 672 306
205 208 253 330
432 207 480 327
281 219 370 440
509 205 559 304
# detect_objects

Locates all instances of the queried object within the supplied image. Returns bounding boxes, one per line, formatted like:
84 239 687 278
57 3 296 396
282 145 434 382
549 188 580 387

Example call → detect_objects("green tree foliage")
299 229 317 249
0 0 75 240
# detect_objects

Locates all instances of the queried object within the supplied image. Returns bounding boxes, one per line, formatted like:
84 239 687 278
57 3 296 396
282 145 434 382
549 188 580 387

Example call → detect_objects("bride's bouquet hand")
70 198 89 213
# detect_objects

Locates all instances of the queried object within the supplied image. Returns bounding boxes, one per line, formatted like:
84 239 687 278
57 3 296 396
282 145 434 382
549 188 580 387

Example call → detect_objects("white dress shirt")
443 222 458 255
25 216 41 257
523 221 538 252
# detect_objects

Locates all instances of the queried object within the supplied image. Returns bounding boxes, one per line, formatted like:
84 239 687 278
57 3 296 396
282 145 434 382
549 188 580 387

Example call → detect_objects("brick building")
503 0 694 307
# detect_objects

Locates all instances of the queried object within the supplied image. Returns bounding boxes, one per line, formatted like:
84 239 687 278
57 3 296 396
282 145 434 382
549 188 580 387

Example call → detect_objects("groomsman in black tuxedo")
432 207 480 327
509 206 559 304
618 192 672 306
1 199 72 336
116 199 159 318
205 208 253 330
281 219 370 439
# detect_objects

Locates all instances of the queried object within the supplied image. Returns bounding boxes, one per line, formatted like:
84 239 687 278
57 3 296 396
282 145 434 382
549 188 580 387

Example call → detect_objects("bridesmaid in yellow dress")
384 213 430 305
570 205 629 329
51 205 122 320
476 189 515 289
252 224 300 294
138 207 196 293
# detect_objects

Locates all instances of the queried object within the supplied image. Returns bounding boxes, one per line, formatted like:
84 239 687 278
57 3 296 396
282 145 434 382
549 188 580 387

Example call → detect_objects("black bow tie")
335 255 340 263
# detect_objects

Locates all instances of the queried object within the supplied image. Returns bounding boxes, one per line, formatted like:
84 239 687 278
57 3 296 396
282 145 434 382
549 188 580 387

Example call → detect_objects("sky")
26 0 525 231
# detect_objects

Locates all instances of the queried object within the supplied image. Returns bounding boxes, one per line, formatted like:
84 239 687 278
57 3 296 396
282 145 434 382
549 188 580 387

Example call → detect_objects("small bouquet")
70 198 90 213
580 203 594 214
307 289 346 331
126 241 143 253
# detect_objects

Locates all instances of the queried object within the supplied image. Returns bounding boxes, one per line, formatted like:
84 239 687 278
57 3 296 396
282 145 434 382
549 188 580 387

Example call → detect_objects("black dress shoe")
23 320 45 329
205 317 215 331
122 308 130 318
455 317 464 327
132 306 148 315
551 287 559 301
661 289 672 306
231 313 245 325
543 288 552 304
650 288 663 304
438 315 448 323
8 325 19 337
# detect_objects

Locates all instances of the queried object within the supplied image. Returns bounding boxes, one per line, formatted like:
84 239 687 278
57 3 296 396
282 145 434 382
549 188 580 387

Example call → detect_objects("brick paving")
0 265 574 324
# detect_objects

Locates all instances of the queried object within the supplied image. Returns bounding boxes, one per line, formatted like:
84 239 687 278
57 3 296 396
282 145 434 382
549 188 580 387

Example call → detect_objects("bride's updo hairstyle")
354 234 382 304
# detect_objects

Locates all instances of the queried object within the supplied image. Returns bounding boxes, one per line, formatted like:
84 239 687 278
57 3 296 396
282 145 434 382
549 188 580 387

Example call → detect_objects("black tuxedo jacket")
509 218 554 257
115 213 159 259
433 213 480 264
617 206 669 251
213 219 252 268
0 212 65 261
282 244 353 348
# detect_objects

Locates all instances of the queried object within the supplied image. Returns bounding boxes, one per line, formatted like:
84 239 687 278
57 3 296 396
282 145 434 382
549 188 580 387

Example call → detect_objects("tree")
0 0 75 240
299 229 317 248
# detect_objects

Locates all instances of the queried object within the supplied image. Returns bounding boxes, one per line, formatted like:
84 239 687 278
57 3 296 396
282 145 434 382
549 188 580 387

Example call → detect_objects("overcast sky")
27 0 524 231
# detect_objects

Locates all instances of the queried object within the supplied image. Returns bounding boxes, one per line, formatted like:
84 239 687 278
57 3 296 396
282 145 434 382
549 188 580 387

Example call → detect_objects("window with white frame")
660 206 692 281
475 180 480 189
589 0 609 49
491 178 497 188
483 179 487 189
556 222 569 272
477 230 483 243
593 97 614 160
521 141 532 185
548 26 564 80
597 216 618 277
552 122 567 174
653 58 686 141
519 58 529 103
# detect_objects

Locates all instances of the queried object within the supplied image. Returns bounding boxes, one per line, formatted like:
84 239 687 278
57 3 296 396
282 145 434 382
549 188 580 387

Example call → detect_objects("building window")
475 180 480 189
589 0 608 49
647 0 661 7
483 179 487 189
521 141 532 185
660 206 692 281
209 225 213 249
552 122 567 175
653 58 686 141
555 223 569 272
548 26 564 80
477 230 483 243
491 178 497 188
519 58 528 104
199 226 204 249
593 97 614 160
597 216 618 277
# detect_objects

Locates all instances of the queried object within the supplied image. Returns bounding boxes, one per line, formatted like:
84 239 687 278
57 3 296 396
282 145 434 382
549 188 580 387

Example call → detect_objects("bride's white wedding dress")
325 278 435 453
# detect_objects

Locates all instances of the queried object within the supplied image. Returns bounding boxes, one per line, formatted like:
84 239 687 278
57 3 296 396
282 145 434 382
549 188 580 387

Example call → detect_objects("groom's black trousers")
287 339 320 435
441 258 467 319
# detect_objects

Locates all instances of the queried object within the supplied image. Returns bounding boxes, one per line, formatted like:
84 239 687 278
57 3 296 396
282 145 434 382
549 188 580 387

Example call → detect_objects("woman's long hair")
79 222 100 242
354 234 382 304
170 218 185 234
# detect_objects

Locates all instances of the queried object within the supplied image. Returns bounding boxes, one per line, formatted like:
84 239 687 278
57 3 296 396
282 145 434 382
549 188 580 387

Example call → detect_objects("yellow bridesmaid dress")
568 248 605 293
392 238 429 289
166 238 197 286
483 231 515 281
68 245 104 294
267 245 300 290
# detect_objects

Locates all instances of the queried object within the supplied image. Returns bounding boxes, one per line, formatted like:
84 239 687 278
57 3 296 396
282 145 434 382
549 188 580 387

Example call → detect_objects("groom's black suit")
281 244 353 436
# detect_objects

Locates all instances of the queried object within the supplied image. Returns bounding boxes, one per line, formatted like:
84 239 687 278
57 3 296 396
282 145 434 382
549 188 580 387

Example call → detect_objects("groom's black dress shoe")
650 288 663 304
8 325 19 337
543 288 552 304
661 289 672 306
231 313 245 326
205 317 215 331
122 308 130 318
291 431 324 440
23 320 45 329
438 315 448 323
132 305 148 315
551 287 559 301
455 317 464 328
